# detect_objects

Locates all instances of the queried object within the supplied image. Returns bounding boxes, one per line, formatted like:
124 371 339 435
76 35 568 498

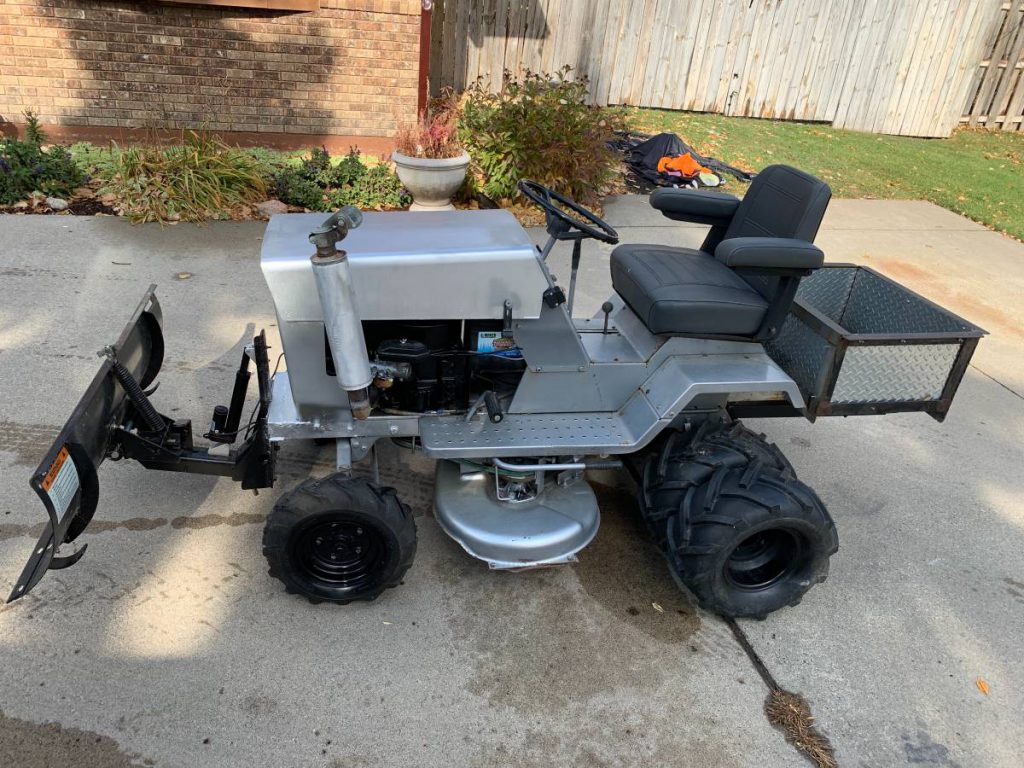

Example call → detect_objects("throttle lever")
601 301 614 334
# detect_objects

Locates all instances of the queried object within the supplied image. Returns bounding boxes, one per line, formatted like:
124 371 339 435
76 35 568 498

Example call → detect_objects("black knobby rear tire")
665 463 838 618
639 420 795 546
263 474 416 604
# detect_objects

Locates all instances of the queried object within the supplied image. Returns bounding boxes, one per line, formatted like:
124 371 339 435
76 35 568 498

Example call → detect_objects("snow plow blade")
7 287 164 603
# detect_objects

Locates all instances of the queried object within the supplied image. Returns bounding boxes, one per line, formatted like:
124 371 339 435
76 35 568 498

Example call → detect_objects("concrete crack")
971 365 1024 402
725 617 837 768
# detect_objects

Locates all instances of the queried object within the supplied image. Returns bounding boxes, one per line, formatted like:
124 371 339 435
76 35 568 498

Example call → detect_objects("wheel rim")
724 528 804 591
290 517 386 592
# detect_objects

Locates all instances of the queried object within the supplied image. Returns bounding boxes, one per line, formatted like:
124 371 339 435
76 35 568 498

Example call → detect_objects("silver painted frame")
261 209 805 470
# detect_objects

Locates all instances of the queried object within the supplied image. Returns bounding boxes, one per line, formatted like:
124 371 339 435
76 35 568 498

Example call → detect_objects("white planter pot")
392 150 470 211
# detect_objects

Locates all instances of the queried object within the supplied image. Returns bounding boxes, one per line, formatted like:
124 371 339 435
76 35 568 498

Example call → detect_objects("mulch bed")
66 198 117 215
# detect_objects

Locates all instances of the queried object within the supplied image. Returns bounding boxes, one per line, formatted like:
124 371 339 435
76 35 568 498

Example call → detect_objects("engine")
326 320 526 415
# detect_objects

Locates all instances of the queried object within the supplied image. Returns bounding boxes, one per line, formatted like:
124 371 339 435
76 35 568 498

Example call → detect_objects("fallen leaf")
652 602 664 613
976 678 990 695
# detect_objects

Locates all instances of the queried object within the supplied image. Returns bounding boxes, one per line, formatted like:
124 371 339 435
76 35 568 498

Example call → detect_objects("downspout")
418 0 433 116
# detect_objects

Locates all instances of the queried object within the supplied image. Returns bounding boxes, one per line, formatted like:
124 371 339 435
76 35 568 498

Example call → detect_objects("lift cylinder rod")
223 351 252 438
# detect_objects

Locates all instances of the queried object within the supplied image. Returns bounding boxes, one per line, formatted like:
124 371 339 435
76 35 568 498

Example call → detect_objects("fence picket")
429 0 1020 136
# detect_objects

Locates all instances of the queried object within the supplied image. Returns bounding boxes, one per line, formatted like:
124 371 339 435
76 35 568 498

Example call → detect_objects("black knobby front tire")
263 474 416 604
665 463 838 619
639 420 795 547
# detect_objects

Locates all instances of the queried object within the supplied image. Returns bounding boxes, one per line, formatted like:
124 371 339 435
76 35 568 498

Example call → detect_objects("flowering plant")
394 91 463 159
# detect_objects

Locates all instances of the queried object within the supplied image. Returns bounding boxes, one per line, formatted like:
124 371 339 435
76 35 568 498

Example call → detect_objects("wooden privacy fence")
963 1 1024 130
429 0 1008 137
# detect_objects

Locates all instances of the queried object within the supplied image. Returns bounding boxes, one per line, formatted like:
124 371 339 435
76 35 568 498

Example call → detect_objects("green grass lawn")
628 109 1024 241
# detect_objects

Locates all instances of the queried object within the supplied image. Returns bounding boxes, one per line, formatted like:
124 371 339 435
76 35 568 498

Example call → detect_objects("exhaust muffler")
309 207 373 419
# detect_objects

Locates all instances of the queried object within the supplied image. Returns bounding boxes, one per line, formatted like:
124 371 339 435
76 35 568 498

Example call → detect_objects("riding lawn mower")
8 167 985 618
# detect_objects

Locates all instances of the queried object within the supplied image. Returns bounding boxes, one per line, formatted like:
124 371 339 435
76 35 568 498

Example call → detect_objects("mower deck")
433 460 600 569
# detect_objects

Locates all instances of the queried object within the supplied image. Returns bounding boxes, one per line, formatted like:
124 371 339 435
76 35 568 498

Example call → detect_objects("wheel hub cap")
725 529 803 591
293 519 385 590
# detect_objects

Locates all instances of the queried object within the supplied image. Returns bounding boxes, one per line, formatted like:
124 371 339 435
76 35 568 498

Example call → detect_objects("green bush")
69 141 110 171
98 131 267 223
0 112 86 205
328 163 409 210
458 67 624 206
272 147 409 211
330 148 370 189
272 167 325 210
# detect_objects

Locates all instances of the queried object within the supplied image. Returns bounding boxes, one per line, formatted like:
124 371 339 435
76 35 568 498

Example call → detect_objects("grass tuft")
98 131 267 223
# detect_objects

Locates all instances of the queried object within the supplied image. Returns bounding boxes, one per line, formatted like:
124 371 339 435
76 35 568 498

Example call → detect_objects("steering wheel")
518 180 619 245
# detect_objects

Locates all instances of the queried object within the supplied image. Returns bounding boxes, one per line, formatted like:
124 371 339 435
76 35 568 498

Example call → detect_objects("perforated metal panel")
420 412 635 458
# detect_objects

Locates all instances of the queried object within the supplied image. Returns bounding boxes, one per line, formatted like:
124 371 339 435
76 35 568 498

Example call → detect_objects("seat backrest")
722 165 830 302
724 164 831 243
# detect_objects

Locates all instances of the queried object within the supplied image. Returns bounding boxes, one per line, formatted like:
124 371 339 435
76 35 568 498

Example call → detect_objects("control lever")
567 239 583 316
465 391 505 424
484 392 504 423
602 301 614 334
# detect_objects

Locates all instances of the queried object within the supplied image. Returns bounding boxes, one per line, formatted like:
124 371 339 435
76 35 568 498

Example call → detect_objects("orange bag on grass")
657 152 710 179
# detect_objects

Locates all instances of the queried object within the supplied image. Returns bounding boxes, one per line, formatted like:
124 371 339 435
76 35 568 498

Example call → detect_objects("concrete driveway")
0 198 1021 768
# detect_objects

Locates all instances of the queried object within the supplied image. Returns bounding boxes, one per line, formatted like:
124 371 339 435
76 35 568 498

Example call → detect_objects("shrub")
302 146 335 187
272 147 409 211
272 167 325 210
458 67 624 205
329 163 410 210
98 131 268 223
0 112 86 205
24 112 47 146
69 141 110 171
331 148 369 188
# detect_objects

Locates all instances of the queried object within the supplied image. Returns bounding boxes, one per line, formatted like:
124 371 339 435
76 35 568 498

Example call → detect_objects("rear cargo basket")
766 265 985 421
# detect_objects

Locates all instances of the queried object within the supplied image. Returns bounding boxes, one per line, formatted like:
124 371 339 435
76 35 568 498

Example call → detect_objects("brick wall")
0 0 422 148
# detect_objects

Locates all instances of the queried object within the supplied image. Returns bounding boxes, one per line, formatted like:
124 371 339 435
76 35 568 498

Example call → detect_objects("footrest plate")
419 413 635 458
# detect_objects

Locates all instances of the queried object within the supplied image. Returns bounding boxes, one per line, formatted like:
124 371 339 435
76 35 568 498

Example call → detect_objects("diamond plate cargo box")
766 265 986 421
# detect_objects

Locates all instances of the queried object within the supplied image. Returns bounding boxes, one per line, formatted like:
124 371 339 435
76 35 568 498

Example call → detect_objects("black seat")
611 165 831 340
610 245 768 336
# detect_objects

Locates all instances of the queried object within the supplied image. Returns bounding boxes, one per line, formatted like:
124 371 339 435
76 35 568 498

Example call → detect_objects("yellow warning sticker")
41 446 80 523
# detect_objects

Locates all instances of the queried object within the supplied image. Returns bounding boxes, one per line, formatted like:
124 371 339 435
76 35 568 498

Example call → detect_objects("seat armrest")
715 237 824 271
650 188 741 225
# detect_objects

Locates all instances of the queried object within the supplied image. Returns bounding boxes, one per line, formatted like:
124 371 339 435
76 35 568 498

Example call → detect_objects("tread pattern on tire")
666 461 838 618
262 474 416 605
639 419 794 545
